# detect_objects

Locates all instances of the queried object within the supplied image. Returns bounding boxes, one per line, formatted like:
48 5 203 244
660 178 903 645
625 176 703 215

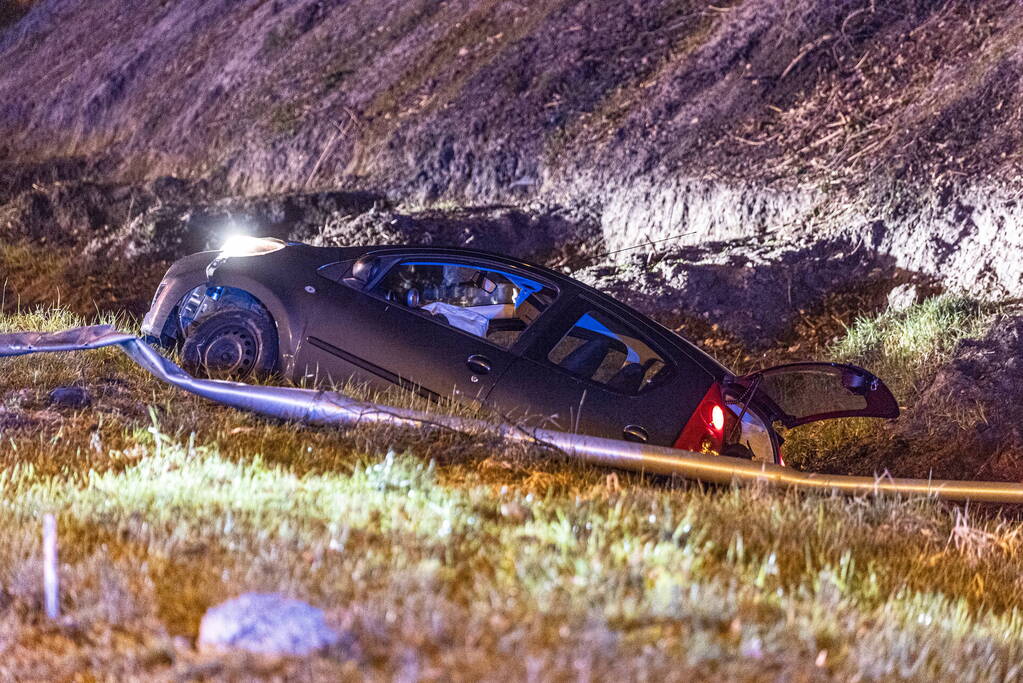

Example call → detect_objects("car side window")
369 260 557 348
548 310 670 394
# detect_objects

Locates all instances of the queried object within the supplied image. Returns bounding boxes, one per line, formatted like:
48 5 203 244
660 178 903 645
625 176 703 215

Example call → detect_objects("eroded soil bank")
2 0 1023 294
0 160 924 354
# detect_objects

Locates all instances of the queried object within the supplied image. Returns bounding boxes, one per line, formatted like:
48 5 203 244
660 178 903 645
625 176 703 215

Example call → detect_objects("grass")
3 306 1023 679
832 295 993 399
782 295 998 472
0 241 169 317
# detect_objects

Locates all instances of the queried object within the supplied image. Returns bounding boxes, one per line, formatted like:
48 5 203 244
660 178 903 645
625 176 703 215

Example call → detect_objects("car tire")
181 308 278 380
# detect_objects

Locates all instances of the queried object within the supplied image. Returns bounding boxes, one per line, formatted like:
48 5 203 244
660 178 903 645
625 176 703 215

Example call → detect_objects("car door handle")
622 425 649 443
466 354 492 375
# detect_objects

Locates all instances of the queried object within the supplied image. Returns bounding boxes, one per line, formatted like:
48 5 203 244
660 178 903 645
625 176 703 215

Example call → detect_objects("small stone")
47 386 91 409
198 593 343 657
500 501 527 522
887 284 919 312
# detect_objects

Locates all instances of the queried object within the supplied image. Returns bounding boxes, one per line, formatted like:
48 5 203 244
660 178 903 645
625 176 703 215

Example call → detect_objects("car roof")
345 245 577 288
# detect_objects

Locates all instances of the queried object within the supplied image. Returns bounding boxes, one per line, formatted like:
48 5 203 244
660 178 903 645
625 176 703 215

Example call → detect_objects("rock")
887 284 919 312
48 386 91 409
197 593 344 657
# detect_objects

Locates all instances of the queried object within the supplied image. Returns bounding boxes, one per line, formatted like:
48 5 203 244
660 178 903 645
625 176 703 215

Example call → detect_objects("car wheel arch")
176 280 300 375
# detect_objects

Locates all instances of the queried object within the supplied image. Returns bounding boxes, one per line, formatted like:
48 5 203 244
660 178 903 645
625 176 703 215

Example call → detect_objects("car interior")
368 261 557 348
548 311 670 394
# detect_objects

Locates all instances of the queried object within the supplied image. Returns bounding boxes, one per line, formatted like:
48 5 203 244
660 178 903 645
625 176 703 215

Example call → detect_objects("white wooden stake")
43 513 59 620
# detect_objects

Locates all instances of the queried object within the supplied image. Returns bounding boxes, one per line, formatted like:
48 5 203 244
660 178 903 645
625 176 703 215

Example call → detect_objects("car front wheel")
181 308 278 380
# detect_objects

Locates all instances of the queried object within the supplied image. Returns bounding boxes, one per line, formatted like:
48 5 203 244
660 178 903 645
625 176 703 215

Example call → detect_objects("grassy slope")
3 307 1023 680
783 296 999 475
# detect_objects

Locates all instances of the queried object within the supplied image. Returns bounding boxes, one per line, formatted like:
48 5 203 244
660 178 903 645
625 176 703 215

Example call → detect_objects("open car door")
727 363 899 429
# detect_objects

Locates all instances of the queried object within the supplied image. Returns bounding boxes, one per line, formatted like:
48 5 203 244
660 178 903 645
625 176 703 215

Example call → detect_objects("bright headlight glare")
220 235 286 258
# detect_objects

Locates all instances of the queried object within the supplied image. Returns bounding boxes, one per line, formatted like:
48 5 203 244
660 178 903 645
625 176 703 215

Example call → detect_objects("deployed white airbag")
421 301 489 337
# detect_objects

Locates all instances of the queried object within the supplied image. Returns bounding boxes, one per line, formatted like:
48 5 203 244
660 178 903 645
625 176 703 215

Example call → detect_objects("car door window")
369 260 557 348
548 310 671 394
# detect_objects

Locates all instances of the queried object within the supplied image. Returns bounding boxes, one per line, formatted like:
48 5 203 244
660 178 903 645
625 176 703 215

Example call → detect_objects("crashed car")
142 236 899 464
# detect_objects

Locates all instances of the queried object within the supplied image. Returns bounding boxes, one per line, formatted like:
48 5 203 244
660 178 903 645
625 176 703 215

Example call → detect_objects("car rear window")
548 310 670 394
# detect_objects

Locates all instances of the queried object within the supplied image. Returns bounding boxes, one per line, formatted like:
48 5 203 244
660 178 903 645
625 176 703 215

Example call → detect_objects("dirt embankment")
0 1 1021 287
2 0 1021 196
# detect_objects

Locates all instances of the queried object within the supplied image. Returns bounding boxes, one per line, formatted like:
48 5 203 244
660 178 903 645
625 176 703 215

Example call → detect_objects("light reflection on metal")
4 325 1023 504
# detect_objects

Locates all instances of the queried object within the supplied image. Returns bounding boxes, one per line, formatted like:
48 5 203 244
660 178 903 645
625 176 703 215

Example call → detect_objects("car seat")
560 337 611 379
605 362 645 393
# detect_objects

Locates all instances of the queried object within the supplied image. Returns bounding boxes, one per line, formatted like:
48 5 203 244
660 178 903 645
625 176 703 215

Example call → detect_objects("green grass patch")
833 295 992 398
782 295 997 471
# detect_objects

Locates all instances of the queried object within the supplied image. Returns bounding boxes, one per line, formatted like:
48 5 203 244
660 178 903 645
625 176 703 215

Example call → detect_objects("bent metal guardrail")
3 325 1023 504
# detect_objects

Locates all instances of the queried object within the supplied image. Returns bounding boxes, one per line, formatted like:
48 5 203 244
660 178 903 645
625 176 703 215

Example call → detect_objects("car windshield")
370 260 556 347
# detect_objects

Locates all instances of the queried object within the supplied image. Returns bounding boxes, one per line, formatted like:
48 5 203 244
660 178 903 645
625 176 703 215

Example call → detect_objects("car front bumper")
141 251 220 344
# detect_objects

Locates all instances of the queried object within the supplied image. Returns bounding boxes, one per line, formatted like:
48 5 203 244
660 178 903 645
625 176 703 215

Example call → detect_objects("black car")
142 236 899 464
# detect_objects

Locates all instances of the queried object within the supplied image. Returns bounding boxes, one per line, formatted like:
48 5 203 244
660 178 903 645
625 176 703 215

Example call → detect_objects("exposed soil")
0 1 1021 299
876 313 1023 482
2 0 1021 197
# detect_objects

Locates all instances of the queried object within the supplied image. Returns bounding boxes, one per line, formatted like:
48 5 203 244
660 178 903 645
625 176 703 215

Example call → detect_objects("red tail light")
674 382 729 454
